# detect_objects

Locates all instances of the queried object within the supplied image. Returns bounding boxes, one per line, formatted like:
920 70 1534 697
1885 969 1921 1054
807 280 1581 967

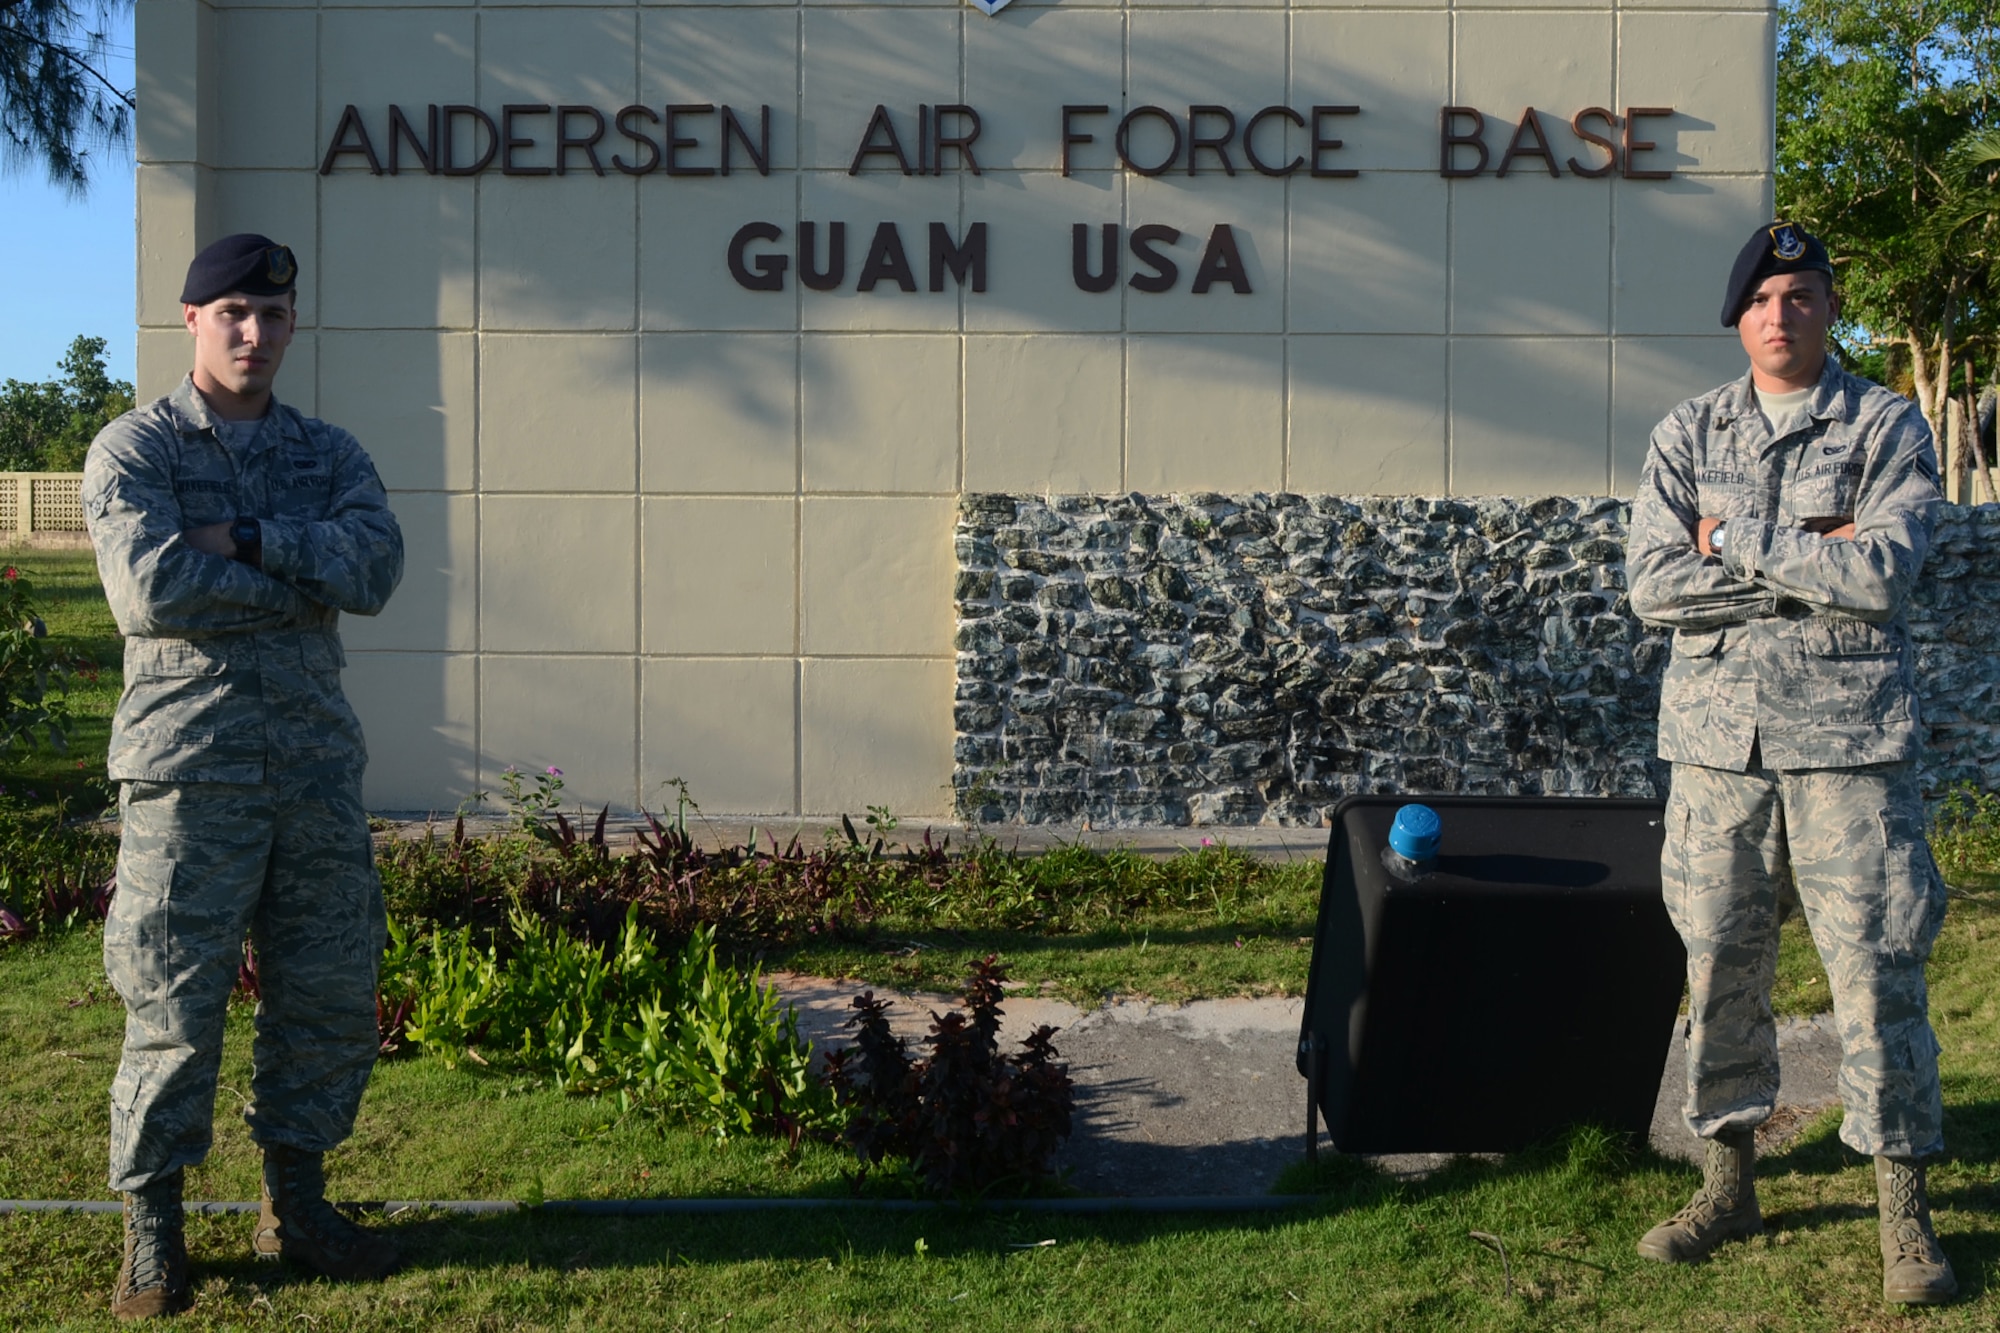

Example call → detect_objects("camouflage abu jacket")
1627 357 1940 772
82 376 403 784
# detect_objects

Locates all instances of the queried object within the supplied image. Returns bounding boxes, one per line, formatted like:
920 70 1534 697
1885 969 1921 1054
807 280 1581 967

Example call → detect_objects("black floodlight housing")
1298 795 1685 1155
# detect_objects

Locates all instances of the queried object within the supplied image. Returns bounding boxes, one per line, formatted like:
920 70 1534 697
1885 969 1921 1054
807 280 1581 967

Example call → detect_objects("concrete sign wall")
134 0 1774 818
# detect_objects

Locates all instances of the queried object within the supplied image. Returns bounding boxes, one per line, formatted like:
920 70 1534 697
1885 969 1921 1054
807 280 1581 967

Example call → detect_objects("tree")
0 334 133 471
1777 0 2000 496
0 0 132 194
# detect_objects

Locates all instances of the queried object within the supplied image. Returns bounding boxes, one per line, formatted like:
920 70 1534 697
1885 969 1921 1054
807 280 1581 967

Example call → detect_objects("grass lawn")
3 883 1998 1330
8 549 2000 1328
763 856 1325 1007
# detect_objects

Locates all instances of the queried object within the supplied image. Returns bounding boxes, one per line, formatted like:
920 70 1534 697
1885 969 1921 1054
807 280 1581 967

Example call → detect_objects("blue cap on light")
1388 804 1442 861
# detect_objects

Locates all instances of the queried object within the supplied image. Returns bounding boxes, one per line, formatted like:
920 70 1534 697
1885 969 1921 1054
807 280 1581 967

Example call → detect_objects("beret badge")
1769 224 1806 262
181 233 299 305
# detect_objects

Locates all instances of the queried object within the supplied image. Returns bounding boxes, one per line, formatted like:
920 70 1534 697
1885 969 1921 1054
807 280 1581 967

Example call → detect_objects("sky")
0 8 137 387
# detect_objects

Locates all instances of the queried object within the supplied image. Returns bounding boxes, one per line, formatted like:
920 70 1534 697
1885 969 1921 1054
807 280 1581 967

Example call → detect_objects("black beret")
180 233 299 306
1720 221 1833 328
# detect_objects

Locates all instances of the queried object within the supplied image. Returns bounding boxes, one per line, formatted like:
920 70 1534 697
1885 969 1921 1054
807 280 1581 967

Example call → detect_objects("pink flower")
1200 837 1214 847
2 567 16 581
546 766 563 777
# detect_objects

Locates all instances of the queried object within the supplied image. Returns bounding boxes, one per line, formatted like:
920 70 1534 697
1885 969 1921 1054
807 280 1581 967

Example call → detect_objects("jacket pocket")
1656 628 1727 756
1803 618 1896 657
114 640 259 777
1672 627 1726 660
1803 618 1912 725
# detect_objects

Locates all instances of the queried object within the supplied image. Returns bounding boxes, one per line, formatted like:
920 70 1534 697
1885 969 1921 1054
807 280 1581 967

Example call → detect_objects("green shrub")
379 903 832 1143
381 917 502 1063
595 924 835 1145
1932 782 2000 883
0 564 74 756
0 800 117 942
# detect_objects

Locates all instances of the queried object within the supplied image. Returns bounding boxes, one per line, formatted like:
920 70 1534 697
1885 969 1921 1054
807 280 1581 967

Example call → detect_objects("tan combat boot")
1876 1155 1957 1305
1637 1127 1763 1263
254 1144 400 1280
111 1168 191 1320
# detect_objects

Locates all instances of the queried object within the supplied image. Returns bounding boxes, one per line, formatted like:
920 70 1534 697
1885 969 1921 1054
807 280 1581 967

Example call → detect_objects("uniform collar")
1802 354 1853 423
1713 356 1855 433
165 373 304 445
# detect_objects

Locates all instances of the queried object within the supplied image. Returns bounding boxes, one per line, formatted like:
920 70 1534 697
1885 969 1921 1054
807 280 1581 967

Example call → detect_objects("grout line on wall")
1442 4 1456 495
471 4 485 802
1607 6 1619 497
631 3 644 811
1119 5 1131 495
1281 3 1292 494
794 0 807 818
310 10 322 413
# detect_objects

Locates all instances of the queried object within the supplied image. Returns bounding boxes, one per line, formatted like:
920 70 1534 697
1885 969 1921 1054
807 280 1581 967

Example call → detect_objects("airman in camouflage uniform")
84 234 404 1319
1627 222 1956 1304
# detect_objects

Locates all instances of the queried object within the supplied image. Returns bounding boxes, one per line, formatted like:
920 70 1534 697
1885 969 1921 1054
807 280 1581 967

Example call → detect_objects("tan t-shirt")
1754 385 1812 435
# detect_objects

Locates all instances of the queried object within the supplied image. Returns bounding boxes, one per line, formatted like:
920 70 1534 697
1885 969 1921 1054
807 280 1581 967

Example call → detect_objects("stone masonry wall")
952 495 2000 826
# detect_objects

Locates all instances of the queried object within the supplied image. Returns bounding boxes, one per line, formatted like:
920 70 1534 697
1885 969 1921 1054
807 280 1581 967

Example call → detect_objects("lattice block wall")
0 474 85 533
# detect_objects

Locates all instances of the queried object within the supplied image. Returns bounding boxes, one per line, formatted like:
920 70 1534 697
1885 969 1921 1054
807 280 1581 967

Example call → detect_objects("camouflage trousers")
1662 758 1947 1159
104 771 386 1193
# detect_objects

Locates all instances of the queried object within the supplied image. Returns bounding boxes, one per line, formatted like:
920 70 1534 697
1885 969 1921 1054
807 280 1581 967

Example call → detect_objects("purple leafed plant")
824 955 1073 1198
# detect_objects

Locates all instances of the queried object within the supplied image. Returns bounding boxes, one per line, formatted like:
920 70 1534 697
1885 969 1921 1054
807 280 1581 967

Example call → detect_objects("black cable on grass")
1469 1230 1514 1298
2 1196 1315 1217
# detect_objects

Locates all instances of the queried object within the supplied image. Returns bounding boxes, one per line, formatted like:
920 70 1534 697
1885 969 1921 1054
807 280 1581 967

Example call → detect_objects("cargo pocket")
101 855 177 1024
1660 786 1694 940
300 636 347 680
1880 811 1947 964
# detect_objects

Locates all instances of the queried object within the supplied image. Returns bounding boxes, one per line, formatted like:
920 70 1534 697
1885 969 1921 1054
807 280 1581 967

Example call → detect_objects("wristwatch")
1710 521 1728 557
230 516 263 565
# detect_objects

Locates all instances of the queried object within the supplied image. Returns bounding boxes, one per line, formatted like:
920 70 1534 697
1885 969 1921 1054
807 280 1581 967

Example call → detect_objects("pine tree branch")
3 29 135 110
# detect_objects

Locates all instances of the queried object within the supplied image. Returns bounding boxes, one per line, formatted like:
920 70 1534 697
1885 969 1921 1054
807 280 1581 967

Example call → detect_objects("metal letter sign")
967 0 1014 14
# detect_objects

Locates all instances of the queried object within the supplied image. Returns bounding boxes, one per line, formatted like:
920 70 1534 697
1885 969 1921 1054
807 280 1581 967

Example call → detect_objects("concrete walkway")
772 974 1844 1195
